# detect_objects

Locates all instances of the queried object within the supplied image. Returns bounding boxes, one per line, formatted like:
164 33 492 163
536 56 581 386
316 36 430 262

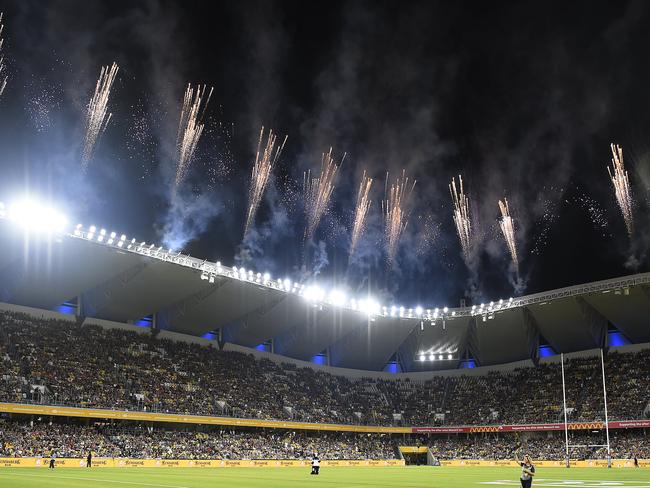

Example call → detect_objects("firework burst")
382 170 416 267
303 148 344 241
498 198 519 271
81 62 119 170
450 175 472 262
0 13 7 97
349 171 373 257
608 143 634 237
174 83 213 189
244 126 287 238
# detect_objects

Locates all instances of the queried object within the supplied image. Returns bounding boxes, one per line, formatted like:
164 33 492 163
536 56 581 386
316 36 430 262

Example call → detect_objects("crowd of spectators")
0 419 396 460
1 310 649 427
426 429 650 460
1 418 647 461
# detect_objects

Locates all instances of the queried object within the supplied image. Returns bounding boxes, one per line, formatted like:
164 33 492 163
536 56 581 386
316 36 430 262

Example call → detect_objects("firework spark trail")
449 175 472 262
81 62 119 170
498 198 519 271
382 170 416 267
349 171 373 256
608 143 634 237
244 126 287 238
174 83 213 189
303 148 344 241
0 13 7 97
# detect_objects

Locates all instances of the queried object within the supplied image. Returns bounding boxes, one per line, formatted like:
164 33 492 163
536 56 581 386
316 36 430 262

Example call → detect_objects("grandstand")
0 212 649 487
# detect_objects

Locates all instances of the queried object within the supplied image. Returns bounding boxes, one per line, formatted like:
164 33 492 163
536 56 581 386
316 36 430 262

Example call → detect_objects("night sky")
1 0 650 310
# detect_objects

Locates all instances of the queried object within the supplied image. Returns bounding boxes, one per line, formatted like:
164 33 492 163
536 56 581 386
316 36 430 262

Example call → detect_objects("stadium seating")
1 310 649 427
1 418 648 460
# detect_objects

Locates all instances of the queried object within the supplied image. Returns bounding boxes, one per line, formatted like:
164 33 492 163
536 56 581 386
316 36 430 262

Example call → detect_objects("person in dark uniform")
634 455 639 468
49 452 56 469
87 451 92 468
310 454 320 475
515 453 535 488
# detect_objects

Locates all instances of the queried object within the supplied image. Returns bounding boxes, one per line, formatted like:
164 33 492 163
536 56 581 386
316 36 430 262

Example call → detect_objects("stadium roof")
0 216 649 372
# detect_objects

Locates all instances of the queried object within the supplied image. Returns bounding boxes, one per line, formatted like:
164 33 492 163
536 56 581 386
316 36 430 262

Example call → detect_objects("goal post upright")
560 352 569 468
600 348 612 468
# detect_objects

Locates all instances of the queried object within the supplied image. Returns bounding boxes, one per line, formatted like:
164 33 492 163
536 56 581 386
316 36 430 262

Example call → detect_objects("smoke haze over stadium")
1 0 650 309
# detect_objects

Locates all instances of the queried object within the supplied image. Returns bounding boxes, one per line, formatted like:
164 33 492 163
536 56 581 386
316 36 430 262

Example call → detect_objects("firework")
244 126 287 238
498 198 518 270
449 175 472 261
349 171 373 256
303 148 344 241
608 143 634 237
0 13 6 97
174 83 213 189
382 170 416 266
81 62 119 170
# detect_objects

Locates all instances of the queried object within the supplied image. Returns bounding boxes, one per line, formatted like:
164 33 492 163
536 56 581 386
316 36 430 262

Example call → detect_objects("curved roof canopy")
0 219 648 372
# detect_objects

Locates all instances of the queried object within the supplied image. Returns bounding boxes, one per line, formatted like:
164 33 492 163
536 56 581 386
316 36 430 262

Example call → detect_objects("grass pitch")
1 466 649 487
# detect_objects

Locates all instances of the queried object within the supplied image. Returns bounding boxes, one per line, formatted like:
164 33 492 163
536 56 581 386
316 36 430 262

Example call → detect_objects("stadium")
1 1 650 487
0 205 649 487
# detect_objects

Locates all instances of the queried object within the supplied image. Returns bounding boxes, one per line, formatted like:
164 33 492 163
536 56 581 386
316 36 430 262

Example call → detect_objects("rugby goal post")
560 350 612 468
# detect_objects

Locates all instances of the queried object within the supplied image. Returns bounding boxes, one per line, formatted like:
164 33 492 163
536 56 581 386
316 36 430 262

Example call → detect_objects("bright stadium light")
443 306 448 313
263 272 270 282
283 278 291 291
419 354 425 361
439 354 443 360
415 306 423 317
329 289 346 307
8 199 68 233
429 354 435 361
448 354 453 360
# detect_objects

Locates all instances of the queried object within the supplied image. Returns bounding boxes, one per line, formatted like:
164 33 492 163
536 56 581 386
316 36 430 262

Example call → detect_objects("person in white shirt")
311 454 320 475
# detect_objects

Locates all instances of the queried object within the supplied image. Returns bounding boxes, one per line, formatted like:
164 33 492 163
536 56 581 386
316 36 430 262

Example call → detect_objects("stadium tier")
0 418 648 461
1 308 649 428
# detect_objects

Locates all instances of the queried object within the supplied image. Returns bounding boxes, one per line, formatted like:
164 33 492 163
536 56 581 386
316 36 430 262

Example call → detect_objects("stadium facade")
0 217 648 373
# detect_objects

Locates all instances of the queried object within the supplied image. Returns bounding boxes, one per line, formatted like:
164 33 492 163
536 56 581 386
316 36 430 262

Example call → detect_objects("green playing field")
0 466 649 488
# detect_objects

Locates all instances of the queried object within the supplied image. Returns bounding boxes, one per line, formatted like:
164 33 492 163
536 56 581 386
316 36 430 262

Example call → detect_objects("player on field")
310 454 320 475
87 450 92 468
515 453 535 488
49 452 56 469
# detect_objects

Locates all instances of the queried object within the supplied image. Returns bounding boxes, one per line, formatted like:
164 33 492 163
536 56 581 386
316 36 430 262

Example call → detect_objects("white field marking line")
480 481 650 488
0 472 190 488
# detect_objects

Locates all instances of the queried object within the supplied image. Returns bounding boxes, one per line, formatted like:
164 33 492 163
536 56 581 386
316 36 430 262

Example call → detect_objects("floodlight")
110 231 116 238
117 241 123 247
100 229 106 235
8 199 68 233
263 272 270 282
429 354 435 361
448 354 453 360
97 235 104 242
283 278 291 291
107 238 114 244
329 289 346 306
439 354 443 360
415 306 423 316
90 225 97 233
443 306 448 313
120 235 126 241
419 354 425 361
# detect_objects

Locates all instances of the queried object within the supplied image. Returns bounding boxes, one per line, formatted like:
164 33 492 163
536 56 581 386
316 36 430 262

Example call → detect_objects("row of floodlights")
69 225 517 321
470 298 514 315
418 352 455 361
